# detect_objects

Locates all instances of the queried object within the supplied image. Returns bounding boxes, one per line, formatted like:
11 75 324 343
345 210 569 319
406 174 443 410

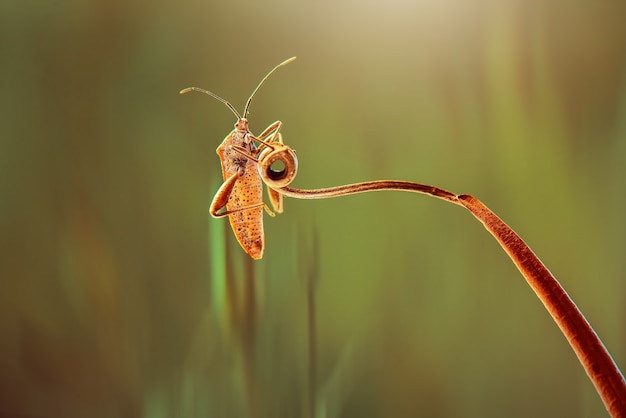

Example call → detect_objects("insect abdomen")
227 167 265 259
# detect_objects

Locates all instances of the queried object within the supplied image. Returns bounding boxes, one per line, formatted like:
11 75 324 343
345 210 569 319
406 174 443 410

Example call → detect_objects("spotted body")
216 123 265 259
180 56 296 259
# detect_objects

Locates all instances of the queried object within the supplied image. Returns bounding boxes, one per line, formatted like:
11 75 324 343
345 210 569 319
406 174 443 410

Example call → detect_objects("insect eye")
259 147 298 188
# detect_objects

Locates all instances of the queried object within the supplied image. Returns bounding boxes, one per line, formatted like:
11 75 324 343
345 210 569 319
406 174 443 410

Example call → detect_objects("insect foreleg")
229 145 259 162
254 121 283 152
256 121 282 142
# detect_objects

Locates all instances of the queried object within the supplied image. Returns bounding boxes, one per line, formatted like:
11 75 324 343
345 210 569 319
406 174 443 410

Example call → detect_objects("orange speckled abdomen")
217 133 265 259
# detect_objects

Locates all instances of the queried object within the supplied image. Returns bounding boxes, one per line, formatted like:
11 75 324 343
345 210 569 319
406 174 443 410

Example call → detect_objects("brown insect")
180 57 298 259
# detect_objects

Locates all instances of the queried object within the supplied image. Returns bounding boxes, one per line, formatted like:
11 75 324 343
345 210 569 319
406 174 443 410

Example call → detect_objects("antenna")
243 56 297 119
179 86 242 120
179 56 296 121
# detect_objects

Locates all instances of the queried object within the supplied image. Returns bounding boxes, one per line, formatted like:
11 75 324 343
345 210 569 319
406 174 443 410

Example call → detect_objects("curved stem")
276 182 626 417
278 181 458 203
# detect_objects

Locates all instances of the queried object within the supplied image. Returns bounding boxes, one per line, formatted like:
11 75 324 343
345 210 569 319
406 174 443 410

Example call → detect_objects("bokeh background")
1 0 625 417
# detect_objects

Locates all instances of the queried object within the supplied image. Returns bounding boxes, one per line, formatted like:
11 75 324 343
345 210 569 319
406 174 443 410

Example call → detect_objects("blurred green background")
1 0 625 417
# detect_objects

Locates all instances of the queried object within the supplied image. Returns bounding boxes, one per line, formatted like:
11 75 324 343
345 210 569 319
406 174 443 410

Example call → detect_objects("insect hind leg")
211 201 276 218
210 173 276 218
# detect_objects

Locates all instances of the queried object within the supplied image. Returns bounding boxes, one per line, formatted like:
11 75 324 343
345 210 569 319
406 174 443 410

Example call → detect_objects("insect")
180 57 299 259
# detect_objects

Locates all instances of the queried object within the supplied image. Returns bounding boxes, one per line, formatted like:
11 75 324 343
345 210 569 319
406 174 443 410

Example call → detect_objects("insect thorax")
217 129 258 178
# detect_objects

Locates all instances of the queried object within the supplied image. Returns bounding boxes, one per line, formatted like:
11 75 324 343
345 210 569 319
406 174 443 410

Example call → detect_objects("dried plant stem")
277 181 626 417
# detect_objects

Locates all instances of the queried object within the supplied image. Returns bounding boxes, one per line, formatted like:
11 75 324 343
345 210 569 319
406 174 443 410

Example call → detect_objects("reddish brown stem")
277 182 626 417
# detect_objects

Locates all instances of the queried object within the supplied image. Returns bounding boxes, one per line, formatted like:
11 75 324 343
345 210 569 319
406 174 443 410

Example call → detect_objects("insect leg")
267 185 284 213
210 173 276 218
212 201 276 218
229 136 286 161
229 145 259 162
254 121 282 151
256 121 282 143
